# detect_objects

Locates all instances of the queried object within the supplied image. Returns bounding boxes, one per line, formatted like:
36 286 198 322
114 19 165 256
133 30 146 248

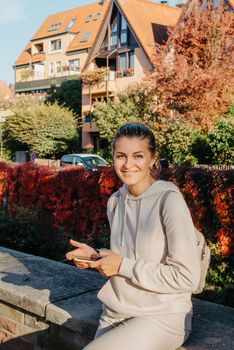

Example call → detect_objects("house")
14 0 111 95
0 81 14 100
14 0 182 149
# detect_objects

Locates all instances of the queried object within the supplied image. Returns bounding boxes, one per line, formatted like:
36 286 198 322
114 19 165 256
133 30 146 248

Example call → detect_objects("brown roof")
15 1 111 66
14 42 45 66
0 81 14 99
116 0 181 63
227 0 234 8
15 0 181 68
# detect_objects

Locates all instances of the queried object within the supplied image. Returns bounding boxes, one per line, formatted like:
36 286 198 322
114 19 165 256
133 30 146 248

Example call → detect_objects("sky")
0 0 177 85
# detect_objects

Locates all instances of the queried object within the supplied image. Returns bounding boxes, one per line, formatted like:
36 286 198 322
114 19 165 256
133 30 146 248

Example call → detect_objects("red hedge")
0 162 233 256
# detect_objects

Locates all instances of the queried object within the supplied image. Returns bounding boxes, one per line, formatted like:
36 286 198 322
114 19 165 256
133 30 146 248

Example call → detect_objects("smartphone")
71 255 101 263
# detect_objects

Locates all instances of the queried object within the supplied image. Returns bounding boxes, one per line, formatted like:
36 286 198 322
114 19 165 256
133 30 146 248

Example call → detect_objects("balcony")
83 120 99 132
15 75 78 93
82 79 117 95
116 68 134 78
82 114 99 133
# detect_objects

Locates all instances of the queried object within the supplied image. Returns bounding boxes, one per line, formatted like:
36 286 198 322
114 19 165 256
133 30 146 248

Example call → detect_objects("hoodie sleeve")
107 191 119 225
118 192 201 294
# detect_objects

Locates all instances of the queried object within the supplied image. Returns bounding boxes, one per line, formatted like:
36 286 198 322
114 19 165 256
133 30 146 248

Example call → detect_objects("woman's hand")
66 239 97 263
87 250 123 277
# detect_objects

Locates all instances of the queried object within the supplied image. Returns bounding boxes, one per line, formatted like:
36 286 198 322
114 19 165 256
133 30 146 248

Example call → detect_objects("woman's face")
113 136 156 195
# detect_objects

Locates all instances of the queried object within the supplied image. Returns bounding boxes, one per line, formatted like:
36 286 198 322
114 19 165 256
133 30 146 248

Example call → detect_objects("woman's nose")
124 157 133 168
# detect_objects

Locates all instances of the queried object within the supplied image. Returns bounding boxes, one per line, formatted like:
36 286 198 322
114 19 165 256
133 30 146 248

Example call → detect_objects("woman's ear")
150 152 158 167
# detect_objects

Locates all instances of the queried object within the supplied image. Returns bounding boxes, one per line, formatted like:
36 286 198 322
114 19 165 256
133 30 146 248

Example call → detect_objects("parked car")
60 153 109 170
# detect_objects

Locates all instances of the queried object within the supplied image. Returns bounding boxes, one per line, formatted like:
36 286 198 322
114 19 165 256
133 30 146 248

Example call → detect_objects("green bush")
208 117 234 165
0 206 69 260
3 100 79 159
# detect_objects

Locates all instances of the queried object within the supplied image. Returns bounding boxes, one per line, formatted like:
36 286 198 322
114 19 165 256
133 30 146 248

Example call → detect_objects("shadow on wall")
0 248 105 349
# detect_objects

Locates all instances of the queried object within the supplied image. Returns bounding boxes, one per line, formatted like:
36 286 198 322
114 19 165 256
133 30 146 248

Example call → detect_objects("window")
129 51 134 69
120 32 127 46
85 14 93 22
61 155 74 166
69 59 80 72
34 64 44 78
49 62 54 75
120 15 128 46
80 32 92 42
50 39 61 51
48 23 61 32
56 61 62 73
117 51 134 77
120 53 127 70
121 15 127 30
93 12 101 21
66 18 76 31
74 157 83 166
111 17 118 47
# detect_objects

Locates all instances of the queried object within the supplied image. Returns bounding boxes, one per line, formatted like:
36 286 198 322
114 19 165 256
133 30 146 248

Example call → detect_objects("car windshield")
83 156 107 166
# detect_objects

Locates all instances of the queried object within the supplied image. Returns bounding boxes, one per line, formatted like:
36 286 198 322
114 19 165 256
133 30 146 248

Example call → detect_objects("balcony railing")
57 65 80 73
116 68 134 78
15 75 78 93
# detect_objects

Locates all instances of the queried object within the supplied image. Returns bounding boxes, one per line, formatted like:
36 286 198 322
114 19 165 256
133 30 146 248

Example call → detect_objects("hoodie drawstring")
121 194 142 259
121 193 129 246
134 199 142 259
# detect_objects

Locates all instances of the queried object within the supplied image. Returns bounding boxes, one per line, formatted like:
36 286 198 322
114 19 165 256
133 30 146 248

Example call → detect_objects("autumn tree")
147 0 234 129
3 100 78 158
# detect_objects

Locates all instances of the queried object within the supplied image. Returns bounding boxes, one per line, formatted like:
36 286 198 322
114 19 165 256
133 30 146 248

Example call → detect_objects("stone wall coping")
1 246 234 349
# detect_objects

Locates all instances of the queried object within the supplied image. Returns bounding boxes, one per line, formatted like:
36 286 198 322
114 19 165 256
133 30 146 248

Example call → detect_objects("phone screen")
72 255 101 263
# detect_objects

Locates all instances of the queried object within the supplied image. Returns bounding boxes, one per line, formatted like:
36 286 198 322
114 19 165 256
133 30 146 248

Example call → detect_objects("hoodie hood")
117 180 181 256
119 180 180 201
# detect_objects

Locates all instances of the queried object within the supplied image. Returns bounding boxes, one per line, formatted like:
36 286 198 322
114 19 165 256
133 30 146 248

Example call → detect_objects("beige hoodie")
98 180 200 317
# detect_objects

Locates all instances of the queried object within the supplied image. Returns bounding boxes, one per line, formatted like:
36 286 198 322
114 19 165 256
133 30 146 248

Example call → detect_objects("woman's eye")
135 155 143 159
116 155 124 159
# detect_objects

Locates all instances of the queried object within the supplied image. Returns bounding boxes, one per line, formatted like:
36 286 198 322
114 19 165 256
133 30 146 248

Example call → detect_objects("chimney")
176 0 188 7
98 0 105 5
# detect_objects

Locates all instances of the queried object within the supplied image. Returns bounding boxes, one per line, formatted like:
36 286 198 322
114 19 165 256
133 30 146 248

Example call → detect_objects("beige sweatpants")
83 310 191 350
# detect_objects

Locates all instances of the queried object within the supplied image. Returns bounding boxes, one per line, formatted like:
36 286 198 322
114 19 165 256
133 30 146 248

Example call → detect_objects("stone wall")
0 247 234 350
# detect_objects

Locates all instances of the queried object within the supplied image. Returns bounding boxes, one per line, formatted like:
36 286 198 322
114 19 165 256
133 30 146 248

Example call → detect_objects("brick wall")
0 301 49 350
0 301 90 350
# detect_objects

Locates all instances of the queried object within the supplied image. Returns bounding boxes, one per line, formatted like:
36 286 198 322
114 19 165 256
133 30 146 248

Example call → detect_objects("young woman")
66 123 200 350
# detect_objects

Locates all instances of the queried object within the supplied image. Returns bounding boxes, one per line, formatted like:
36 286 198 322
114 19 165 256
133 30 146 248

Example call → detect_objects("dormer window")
80 32 92 42
93 12 102 21
48 23 61 32
85 14 93 22
66 18 77 31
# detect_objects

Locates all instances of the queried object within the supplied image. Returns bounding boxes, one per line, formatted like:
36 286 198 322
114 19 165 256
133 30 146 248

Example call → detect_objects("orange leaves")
216 228 233 256
148 2 234 129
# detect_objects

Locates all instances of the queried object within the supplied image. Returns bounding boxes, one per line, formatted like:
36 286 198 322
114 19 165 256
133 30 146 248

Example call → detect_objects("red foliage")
146 0 234 130
0 162 233 256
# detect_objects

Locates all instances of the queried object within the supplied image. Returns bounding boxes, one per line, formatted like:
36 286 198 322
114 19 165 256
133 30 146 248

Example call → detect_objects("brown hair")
112 122 161 178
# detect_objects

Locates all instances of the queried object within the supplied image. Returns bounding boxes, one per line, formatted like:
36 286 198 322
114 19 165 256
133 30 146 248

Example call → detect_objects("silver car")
60 153 109 170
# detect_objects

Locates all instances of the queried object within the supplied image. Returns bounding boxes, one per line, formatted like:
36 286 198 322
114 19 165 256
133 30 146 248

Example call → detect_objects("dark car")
60 153 109 170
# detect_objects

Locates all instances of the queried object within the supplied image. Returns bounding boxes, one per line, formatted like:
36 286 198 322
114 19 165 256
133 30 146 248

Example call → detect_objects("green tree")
46 79 82 118
94 83 154 142
3 100 78 158
157 120 197 165
189 130 212 164
208 117 234 165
